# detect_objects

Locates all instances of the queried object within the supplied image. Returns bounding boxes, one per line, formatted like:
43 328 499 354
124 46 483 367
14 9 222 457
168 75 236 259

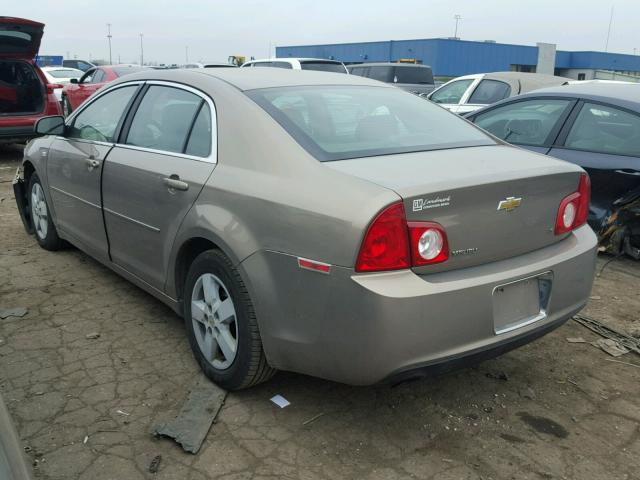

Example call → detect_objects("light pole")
106 23 113 64
140 33 144 66
185 45 189 63
453 14 462 39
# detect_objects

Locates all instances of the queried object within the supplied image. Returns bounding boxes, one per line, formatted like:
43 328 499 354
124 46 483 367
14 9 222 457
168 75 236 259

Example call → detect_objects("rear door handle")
163 176 189 191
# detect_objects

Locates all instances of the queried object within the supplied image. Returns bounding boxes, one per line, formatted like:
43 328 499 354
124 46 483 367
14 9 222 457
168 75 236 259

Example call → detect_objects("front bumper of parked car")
241 225 598 385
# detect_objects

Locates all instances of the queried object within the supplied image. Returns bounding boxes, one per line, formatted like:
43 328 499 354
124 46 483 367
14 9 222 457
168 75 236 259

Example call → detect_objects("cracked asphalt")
1 144 639 480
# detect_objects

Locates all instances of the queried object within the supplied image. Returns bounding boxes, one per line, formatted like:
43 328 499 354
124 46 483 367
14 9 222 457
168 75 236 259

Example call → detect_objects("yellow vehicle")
228 55 246 67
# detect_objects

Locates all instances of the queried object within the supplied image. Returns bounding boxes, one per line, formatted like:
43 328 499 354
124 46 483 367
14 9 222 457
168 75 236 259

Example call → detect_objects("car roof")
120 67 391 91
520 82 640 109
348 62 432 69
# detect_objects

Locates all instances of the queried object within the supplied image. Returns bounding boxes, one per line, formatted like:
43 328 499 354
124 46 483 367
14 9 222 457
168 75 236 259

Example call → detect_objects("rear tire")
62 96 72 117
27 173 63 251
183 249 275 390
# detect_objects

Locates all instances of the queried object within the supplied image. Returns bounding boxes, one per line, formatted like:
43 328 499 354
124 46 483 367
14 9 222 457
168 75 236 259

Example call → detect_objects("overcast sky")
7 0 640 64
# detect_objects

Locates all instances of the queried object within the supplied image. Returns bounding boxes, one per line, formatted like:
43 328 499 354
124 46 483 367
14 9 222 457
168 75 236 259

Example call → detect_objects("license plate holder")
492 273 552 335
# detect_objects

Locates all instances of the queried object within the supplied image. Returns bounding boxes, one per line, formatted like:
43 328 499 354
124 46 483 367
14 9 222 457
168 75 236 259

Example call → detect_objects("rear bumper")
0 125 36 143
242 225 597 385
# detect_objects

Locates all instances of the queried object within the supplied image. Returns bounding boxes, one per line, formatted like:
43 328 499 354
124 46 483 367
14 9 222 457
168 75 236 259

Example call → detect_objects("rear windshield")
299 61 346 73
248 86 495 161
394 66 434 85
112 66 149 77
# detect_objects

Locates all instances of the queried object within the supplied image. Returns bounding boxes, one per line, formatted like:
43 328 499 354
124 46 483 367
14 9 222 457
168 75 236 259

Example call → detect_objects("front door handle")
85 158 100 170
163 176 189 191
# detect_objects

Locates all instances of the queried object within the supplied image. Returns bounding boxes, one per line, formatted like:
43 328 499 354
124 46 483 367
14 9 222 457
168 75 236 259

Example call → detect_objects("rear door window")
468 80 511 104
429 79 474 104
473 98 571 146
69 85 138 142
185 103 213 157
564 102 640 156
349 66 367 77
126 85 203 154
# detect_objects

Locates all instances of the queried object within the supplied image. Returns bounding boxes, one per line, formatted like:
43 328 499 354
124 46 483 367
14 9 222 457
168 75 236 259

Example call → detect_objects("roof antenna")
604 5 614 52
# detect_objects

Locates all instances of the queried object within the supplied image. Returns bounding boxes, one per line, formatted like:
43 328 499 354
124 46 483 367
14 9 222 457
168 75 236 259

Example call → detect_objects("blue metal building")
276 38 640 79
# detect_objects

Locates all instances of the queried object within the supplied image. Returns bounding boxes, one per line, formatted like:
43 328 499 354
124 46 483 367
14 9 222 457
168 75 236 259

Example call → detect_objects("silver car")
13 69 597 390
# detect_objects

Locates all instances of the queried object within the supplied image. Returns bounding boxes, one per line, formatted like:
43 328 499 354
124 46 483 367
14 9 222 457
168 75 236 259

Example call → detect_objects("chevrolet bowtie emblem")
497 197 522 212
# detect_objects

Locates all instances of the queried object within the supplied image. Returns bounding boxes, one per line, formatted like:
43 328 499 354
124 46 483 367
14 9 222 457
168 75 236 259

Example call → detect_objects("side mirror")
34 116 66 136
70 78 78 84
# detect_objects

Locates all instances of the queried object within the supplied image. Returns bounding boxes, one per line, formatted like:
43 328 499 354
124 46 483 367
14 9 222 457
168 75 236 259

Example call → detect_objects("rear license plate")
492 274 551 335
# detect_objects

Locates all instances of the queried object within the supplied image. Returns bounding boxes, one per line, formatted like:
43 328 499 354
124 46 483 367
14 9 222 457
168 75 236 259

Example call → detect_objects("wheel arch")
168 228 251 305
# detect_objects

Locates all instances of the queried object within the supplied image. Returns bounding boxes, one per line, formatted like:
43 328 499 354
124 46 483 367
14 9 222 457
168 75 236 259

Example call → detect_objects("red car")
61 64 148 115
0 17 62 144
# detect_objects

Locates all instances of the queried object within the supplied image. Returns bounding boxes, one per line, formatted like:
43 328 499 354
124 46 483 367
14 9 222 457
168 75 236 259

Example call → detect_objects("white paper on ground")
270 394 290 408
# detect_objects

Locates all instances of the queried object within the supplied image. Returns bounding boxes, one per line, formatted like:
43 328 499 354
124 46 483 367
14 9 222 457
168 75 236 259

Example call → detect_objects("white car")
241 57 348 73
41 66 83 101
427 72 569 115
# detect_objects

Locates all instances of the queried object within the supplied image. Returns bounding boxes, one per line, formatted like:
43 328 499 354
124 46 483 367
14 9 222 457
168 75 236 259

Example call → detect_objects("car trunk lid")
0 17 44 59
326 145 585 273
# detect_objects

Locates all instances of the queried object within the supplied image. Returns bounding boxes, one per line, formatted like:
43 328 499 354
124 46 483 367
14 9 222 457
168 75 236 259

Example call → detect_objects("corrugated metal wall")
276 39 640 76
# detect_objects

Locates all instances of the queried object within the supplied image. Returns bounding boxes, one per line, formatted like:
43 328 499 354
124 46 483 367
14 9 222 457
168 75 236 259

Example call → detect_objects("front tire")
28 173 63 251
183 250 275 390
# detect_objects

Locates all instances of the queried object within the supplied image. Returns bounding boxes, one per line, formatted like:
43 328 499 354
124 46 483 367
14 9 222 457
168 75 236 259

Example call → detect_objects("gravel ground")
1 144 639 480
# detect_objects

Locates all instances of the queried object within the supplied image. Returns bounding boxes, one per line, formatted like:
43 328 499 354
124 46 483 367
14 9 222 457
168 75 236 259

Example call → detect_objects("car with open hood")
13 68 597 390
0 17 62 144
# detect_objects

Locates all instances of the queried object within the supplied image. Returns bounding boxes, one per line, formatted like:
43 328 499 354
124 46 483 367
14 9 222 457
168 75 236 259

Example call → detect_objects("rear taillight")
555 173 590 235
408 222 449 266
46 84 64 93
355 202 449 273
355 203 410 272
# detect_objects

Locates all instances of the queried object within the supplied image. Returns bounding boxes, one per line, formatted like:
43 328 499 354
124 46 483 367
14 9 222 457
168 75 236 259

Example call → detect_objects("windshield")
299 61 347 73
248 85 495 161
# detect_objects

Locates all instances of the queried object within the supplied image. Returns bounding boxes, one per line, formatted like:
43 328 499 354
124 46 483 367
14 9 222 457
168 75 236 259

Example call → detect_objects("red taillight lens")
355 203 449 272
46 83 64 93
555 173 590 235
355 202 411 272
408 222 449 266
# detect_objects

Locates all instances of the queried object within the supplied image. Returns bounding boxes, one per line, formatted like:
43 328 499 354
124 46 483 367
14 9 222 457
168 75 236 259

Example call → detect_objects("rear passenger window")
69 85 138 142
564 103 640 157
126 86 202 154
468 80 511 104
185 104 212 157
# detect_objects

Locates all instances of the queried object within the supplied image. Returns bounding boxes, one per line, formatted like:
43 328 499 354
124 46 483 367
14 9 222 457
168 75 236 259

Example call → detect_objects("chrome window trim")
117 80 217 164
64 80 218 164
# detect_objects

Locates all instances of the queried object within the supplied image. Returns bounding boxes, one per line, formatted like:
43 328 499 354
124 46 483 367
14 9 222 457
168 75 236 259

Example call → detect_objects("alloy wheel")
31 183 48 240
191 273 238 370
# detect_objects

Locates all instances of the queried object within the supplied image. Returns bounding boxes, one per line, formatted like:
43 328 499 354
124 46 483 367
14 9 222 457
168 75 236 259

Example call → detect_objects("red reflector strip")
298 257 331 274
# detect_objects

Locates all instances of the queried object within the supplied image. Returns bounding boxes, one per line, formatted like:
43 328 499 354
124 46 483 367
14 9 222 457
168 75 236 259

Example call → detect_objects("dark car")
0 17 63 144
348 63 435 96
466 83 640 258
